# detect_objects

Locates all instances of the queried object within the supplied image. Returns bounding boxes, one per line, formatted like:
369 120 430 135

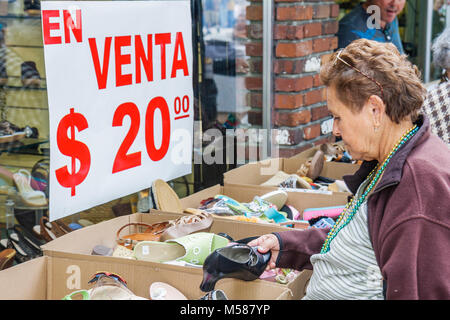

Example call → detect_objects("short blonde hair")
320 39 426 123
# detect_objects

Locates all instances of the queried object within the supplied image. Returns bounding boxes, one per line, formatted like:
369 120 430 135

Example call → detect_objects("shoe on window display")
23 0 40 16
0 120 26 143
0 248 15 270
0 237 33 264
21 61 41 87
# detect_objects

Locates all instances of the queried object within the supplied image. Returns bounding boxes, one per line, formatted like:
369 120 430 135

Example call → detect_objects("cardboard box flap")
1 255 295 300
47 255 294 300
0 256 48 300
180 184 222 208
224 158 284 185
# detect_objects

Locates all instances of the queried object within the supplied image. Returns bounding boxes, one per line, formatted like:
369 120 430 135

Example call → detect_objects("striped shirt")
302 177 384 300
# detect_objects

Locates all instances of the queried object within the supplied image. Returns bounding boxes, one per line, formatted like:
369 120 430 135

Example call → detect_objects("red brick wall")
245 0 339 158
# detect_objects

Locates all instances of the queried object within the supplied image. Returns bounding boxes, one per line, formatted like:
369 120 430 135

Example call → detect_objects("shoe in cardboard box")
39 210 311 299
0 255 304 300
224 144 359 189
178 184 349 224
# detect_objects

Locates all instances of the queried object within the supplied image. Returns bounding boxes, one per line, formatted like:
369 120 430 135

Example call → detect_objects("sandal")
87 272 147 300
150 179 183 213
133 232 230 265
0 248 16 270
53 220 73 234
34 216 57 242
259 190 288 209
297 150 324 181
159 212 213 242
116 222 170 249
261 171 312 189
12 169 47 207
112 245 135 259
62 290 91 300
150 282 188 300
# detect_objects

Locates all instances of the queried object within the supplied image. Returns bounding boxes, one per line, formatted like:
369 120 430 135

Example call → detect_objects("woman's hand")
247 234 280 270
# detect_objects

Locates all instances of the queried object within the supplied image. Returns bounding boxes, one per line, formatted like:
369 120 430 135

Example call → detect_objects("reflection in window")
201 0 251 132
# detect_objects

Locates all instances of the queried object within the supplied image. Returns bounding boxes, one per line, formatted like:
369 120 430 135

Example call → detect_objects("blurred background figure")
337 0 406 54
421 27 450 145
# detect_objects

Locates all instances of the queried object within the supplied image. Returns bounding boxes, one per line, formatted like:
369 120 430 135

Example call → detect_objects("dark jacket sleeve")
273 228 329 271
379 217 450 299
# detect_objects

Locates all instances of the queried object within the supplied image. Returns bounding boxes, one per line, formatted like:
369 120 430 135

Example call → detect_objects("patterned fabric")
302 177 384 300
422 81 450 144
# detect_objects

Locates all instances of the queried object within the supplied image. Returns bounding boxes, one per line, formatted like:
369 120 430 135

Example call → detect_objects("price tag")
42 1 193 221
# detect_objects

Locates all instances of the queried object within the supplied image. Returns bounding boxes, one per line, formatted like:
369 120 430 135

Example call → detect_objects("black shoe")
13 224 44 255
0 238 30 264
21 61 41 87
24 0 40 15
200 243 271 292
6 227 40 261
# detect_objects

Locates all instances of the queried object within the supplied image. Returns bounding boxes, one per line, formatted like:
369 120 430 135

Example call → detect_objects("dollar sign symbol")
55 108 91 196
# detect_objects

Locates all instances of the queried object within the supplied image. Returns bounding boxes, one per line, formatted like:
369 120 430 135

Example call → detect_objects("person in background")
337 0 405 54
422 27 450 145
248 39 450 300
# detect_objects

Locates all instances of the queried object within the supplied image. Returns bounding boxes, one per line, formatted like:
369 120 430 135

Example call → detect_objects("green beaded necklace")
320 124 419 254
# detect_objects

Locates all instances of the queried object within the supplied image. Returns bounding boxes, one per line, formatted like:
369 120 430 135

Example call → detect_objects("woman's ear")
366 95 385 129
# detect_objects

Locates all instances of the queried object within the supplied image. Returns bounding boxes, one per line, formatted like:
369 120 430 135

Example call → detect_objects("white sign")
42 1 193 221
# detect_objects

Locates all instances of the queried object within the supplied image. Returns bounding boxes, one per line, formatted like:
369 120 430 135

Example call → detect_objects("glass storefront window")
430 0 447 82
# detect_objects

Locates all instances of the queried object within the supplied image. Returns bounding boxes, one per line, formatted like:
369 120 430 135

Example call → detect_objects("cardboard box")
40 210 312 299
0 255 301 300
224 145 360 188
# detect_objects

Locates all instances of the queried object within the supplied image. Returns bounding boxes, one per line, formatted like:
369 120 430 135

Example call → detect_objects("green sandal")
62 290 90 300
133 232 229 265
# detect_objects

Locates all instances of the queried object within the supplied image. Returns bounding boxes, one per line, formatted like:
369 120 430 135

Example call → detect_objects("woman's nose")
332 120 341 137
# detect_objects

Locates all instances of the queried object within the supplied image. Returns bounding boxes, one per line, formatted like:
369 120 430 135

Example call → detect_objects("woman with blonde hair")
249 39 450 300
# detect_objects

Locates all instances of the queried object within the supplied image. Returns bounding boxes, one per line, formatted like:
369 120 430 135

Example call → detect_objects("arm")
380 217 450 299
274 228 329 271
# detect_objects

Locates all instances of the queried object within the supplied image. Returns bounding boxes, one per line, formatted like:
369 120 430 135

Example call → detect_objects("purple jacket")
275 115 450 299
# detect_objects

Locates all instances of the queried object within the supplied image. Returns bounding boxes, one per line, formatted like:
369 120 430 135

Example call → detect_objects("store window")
191 0 263 192
0 1 51 251
0 0 261 268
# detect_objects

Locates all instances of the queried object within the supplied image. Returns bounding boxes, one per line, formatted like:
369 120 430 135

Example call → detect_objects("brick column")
245 0 340 158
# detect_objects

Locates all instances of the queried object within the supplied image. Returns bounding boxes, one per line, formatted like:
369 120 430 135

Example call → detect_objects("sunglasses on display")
333 49 384 100
88 271 128 286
